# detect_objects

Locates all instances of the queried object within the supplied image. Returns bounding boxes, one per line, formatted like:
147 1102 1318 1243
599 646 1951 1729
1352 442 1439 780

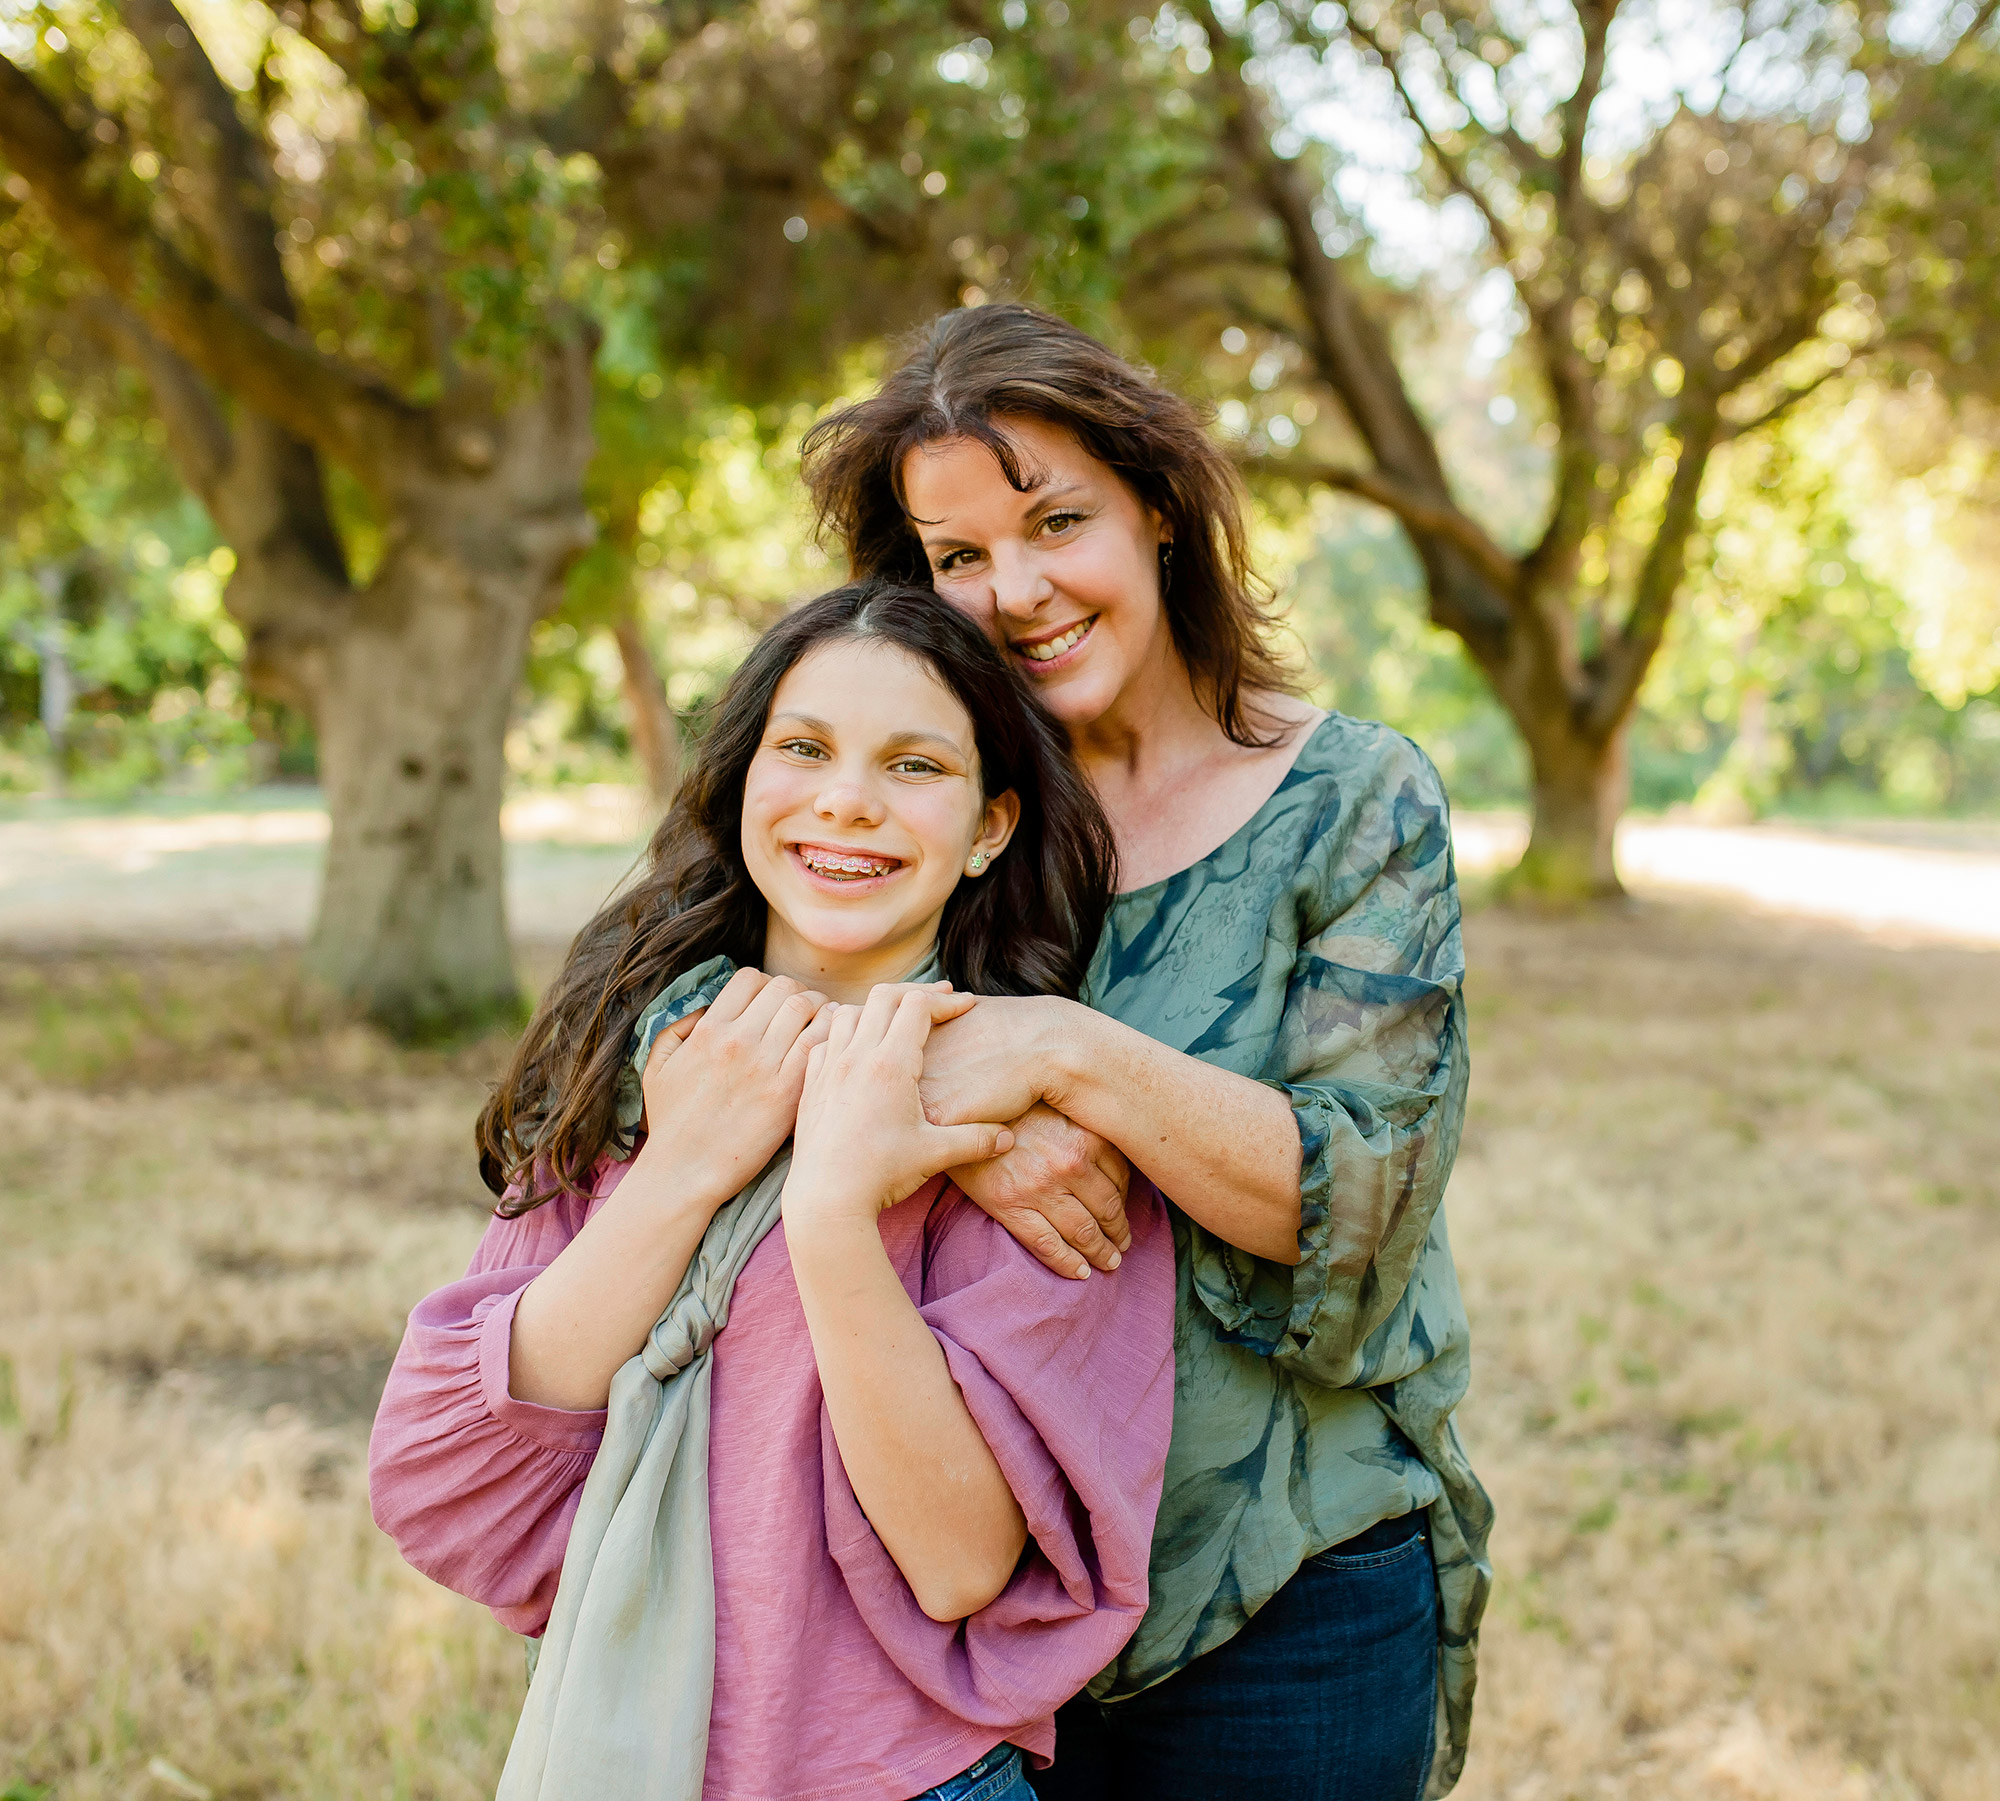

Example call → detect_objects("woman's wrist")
1033 996 1114 1116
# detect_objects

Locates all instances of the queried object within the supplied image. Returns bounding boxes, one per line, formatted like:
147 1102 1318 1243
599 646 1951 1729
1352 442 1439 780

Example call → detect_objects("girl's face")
742 637 1018 1001
900 415 1173 736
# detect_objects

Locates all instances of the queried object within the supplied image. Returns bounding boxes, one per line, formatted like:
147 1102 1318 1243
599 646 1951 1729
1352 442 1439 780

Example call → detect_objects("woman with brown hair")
802 305 1493 1800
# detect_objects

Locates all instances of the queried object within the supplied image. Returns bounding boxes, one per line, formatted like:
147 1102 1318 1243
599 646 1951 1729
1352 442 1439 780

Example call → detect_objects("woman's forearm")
1045 1004 1303 1264
785 1211 1029 1622
507 1142 734 1412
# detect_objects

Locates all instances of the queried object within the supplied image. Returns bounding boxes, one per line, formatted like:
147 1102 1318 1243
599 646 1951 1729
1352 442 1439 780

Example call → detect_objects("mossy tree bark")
0 10 595 1030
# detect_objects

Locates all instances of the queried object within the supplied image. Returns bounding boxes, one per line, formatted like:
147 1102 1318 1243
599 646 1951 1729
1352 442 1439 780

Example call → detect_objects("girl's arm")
784 987 1024 1623
509 968 834 1410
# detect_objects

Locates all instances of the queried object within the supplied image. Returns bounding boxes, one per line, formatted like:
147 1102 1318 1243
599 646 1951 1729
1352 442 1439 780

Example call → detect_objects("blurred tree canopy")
4 0 1998 1014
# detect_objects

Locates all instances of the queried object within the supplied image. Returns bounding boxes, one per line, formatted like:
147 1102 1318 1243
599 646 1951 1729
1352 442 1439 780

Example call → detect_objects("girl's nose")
813 774 886 826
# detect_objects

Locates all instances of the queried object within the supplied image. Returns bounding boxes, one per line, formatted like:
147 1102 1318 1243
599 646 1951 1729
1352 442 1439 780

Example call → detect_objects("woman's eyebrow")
768 711 834 733
913 481 1093 547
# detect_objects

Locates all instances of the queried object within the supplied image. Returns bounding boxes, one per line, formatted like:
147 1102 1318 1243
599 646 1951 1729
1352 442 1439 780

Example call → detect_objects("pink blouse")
368 1158 1175 1801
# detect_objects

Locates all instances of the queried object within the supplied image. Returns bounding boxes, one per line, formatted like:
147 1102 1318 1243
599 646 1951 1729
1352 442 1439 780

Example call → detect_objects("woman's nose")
989 545 1051 621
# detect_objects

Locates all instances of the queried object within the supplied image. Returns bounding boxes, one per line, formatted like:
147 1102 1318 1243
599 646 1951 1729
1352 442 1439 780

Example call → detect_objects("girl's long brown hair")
801 303 1301 747
478 579 1117 1212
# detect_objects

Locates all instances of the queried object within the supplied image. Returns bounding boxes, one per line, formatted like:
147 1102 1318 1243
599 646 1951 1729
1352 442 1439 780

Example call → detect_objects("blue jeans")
1026 1511 1439 1801
912 1743 1035 1801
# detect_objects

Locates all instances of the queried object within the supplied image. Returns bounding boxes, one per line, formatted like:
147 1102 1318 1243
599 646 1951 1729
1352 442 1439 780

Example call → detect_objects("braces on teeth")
801 849 898 877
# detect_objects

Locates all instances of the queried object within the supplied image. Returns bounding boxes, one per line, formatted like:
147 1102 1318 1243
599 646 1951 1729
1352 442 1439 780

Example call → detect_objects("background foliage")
3 0 1997 818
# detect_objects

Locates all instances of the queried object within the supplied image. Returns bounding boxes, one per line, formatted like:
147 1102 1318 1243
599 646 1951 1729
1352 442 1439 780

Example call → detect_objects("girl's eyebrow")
770 713 967 759
882 729 968 758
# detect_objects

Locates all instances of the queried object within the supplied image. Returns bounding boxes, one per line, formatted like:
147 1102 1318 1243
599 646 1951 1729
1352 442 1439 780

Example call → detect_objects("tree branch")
1718 360 1846 440
1555 0 1617 216
1191 0 1518 661
1345 16 1516 260
1586 407 1720 734
119 0 346 580
121 0 292 317
1241 455 1522 596
74 293 232 505
0 54 415 484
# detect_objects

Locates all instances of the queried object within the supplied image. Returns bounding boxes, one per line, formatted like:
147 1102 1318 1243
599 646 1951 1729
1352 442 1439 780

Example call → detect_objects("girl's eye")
776 738 829 759
891 757 943 776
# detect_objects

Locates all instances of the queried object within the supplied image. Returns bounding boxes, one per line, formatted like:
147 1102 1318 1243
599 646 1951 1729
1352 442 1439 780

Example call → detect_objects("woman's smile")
1010 614 1098 670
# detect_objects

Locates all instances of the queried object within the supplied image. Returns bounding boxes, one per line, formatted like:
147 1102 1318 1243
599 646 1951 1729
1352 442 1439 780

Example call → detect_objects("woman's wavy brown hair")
801 303 1300 746
477 579 1117 1213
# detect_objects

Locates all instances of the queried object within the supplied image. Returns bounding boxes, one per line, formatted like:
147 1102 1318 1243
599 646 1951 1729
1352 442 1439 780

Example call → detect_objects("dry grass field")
1 899 1995 1801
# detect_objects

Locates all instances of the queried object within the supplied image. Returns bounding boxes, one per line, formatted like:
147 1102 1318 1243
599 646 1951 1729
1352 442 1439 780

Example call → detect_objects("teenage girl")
369 582 1174 1801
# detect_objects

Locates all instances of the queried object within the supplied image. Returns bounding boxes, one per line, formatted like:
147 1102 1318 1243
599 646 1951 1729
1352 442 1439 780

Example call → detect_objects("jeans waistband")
1329 1507 1426 1558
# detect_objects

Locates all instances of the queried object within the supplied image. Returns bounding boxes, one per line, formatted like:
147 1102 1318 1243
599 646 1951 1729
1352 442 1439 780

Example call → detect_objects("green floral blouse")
1081 712 1491 1797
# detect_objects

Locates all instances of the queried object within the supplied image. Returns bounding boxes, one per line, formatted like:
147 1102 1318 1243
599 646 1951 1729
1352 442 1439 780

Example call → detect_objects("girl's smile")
790 842 906 885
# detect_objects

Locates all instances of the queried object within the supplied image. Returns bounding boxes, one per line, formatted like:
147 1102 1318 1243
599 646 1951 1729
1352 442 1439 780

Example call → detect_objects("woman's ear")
966 789 1021 876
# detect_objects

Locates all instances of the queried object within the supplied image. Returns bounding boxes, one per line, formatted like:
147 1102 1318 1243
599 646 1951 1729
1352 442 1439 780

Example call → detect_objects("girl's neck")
760 917 943 1005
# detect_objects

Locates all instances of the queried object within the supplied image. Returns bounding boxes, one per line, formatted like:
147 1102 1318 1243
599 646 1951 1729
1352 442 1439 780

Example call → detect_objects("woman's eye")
935 547 980 573
1040 511 1084 537
891 758 943 776
776 739 828 759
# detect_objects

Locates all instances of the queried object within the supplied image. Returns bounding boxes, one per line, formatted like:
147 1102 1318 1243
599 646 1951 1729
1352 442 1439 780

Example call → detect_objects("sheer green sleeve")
1183 737 1469 1390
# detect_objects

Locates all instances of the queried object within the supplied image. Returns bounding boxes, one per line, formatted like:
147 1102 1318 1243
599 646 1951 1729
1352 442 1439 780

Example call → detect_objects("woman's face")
900 416 1172 735
741 637 1018 999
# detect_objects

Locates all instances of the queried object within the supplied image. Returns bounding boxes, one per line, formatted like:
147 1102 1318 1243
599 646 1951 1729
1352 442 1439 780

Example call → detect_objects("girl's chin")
771 905 930 965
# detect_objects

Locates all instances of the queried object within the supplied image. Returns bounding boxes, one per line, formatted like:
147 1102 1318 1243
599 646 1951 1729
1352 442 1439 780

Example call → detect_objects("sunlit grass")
1 909 1996 1798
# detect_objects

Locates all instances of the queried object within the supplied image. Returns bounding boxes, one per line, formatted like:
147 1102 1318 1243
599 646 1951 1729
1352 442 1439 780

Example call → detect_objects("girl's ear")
966 789 1021 876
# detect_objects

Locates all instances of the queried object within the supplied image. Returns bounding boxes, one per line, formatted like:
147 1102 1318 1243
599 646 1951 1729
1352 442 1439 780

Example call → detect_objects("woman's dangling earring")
1158 539 1174 591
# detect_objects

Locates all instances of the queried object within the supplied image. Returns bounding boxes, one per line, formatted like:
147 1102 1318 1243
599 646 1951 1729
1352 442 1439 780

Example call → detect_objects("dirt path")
0 788 648 949
4 791 1995 951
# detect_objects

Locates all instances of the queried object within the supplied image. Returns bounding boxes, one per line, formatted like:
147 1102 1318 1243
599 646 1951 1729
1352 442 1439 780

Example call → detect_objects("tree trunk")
612 611 681 804
296 378 596 1035
1508 714 1630 900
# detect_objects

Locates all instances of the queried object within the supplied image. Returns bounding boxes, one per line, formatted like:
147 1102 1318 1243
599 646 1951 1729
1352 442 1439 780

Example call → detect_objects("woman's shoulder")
1216 708 1449 887
1285 707 1446 804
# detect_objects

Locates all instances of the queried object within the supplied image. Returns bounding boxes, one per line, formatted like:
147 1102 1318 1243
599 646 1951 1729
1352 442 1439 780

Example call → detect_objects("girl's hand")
634 967 835 1202
788 987 1015 1225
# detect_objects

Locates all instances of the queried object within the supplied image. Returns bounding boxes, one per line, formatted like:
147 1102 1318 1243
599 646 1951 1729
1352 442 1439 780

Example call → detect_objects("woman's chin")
1034 664 1125 730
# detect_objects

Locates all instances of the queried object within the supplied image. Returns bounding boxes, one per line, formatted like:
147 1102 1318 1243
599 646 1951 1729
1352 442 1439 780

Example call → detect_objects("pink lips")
790 843 906 888
1008 614 1096 674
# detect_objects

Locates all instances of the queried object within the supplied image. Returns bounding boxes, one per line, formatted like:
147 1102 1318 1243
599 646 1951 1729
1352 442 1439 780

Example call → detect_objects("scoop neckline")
1110 711 1337 904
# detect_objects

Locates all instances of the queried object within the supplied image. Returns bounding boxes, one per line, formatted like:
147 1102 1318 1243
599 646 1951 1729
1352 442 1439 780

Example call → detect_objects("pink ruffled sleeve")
368 1173 622 1636
820 1176 1176 1749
